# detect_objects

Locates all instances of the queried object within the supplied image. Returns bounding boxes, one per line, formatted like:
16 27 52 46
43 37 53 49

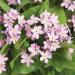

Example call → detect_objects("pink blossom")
27 15 39 25
61 0 75 12
47 32 58 42
21 52 34 67
3 9 25 44
4 9 19 27
61 0 71 8
40 51 52 63
9 25 21 36
49 13 59 25
9 35 20 44
0 54 8 64
7 9 19 20
0 64 6 74
68 3 75 12
7 0 21 5
28 43 40 57
31 26 43 40
0 54 8 74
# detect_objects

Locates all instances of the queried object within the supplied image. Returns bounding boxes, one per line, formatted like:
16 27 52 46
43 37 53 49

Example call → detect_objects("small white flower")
40 51 52 63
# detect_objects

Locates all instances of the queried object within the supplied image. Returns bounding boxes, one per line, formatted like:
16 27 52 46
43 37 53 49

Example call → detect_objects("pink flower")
40 51 52 63
0 54 8 74
7 9 19 20
58 26 68 37
40 11 51 19
0 54 8 64
61 0 71 8
43 41 60 52
21 52 34 67
40 11 52 29
49 42 61 51
28 43 40 57
9 35 20 44
3 9 25 44
68 3 75 12
61 0 75 12
9 25 21 36
47 32 58 42
49 13 59 25
4 9 19 27
7 0 21 5
31 26 43 40
25 26 32 37
5 25 21 44
0 64 6 74
27 15 39 25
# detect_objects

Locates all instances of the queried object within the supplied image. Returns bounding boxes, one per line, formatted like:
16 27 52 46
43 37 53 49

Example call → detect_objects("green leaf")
16 0 32 11
53 53 75 71
14 37 27 50
0 44 9 54
58 69 75 75
22 41 30 49
22 5 41 19
44 60 53 68
10 37 29 69
61 43 75 49
10 52 21 69
39 0 50 14
0 0 11 12
11 61 39 75
0 72 8 75
47 71 55 75
47 72 52 75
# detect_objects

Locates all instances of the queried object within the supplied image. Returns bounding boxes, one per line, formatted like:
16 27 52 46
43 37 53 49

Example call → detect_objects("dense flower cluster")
7 0 21 5
61 0 75 12
3 9 26 44
1 0 75 74
0 54 8 74
21 11 72 66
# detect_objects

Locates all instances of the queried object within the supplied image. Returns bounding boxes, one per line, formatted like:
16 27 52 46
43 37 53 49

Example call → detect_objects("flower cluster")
21 11 72 66
7 0 21 5
3 9 26 44
61 0 75 12
0 54 8 74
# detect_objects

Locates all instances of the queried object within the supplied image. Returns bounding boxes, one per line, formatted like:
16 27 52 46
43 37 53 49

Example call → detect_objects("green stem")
10 52 22 69
0 43 9 54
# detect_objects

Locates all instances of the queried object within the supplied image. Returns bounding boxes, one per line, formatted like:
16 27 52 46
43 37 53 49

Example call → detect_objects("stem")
10 52 22 69
0 43 9 54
